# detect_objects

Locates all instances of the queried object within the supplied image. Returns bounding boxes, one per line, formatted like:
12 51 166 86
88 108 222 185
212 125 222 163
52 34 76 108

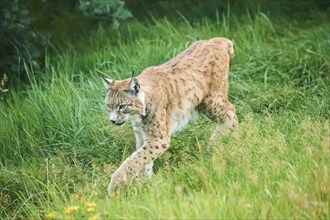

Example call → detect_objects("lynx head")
101 76 145 126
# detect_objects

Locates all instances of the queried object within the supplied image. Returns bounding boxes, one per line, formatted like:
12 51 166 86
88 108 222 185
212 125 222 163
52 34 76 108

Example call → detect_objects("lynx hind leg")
202 99 238 141
210 103 238 140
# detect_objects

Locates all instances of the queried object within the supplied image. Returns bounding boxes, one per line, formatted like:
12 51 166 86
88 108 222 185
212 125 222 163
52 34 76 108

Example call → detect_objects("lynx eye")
118 104 128 111
105 104 112 110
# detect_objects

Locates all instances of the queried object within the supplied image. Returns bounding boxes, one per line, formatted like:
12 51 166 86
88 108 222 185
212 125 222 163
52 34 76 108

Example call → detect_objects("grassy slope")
0 8 329 220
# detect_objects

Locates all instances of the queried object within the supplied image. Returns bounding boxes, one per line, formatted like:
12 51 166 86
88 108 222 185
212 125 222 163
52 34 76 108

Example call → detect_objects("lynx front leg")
108 138 170 194
131 119 154 180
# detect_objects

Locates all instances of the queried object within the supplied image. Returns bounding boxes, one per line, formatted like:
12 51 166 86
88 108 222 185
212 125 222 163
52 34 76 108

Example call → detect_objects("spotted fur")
101 37 238 193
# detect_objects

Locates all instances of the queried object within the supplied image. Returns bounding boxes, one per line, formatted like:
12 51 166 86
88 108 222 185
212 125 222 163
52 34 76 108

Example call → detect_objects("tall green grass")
1 9 329 219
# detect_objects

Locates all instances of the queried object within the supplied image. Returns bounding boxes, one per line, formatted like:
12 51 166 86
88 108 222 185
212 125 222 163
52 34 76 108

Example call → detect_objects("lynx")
100 37 238 194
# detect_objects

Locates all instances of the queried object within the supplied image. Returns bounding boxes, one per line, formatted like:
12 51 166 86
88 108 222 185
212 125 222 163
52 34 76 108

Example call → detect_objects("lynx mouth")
114 121 126 126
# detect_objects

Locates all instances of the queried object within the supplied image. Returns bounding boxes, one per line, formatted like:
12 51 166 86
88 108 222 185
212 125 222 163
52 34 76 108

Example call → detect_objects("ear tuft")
97 70 113 89
129 78 140 96
101 77 113 89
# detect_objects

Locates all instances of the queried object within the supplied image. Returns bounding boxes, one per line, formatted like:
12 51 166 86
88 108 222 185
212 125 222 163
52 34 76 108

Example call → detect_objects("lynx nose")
110 119 116 124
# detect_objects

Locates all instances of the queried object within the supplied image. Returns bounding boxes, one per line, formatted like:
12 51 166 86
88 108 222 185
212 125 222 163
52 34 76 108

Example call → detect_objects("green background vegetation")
0 0 329 219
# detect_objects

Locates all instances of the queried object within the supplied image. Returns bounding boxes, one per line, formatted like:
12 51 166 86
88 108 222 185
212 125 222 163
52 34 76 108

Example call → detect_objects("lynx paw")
108 167 127 195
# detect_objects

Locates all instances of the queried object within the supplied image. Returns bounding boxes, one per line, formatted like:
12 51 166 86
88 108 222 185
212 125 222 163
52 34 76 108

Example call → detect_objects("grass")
1 6 329 219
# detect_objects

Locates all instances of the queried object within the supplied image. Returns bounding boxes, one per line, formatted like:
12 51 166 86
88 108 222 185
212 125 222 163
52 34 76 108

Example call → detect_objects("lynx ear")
97 70 113 89
129 78 140 96
101 77 113 89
